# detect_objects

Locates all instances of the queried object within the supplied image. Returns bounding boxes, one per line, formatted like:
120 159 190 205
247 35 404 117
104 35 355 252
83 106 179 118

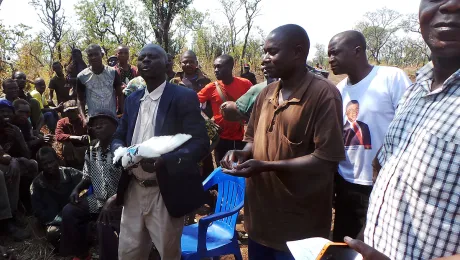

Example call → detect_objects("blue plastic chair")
181 167 245 260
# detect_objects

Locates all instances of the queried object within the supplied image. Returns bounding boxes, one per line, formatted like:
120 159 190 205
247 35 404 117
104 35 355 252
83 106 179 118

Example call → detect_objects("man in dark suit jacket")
343 100 372 149
111 44 209 260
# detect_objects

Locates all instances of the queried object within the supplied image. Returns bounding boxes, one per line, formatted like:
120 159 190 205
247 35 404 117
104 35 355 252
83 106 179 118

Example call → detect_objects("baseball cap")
244 64 250 68
63 100 78 112
88 109 118 127
0 99 14 111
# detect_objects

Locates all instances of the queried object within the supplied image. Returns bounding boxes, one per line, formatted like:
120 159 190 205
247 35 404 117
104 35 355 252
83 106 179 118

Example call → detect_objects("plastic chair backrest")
203 167 245 230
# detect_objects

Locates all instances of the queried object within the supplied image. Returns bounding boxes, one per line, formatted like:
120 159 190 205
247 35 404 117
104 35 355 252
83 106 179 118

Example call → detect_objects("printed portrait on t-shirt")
343 100 372 150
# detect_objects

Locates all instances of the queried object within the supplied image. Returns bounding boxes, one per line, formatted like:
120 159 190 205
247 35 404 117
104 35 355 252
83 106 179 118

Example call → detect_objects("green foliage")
140 0 193 53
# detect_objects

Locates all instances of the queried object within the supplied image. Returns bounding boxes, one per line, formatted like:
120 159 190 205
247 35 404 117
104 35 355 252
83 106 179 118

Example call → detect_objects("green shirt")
236 81 268 118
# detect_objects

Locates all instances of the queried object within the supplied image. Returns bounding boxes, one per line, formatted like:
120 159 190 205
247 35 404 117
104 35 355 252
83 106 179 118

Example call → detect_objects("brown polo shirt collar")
266 72 314 107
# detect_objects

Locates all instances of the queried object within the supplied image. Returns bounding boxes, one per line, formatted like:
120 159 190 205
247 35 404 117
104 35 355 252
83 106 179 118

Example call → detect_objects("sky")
0 0 421 57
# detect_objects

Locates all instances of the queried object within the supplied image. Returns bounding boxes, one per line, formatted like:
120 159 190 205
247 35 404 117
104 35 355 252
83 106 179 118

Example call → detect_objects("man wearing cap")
107 56 118 67
112 44 209 260
0 99 32 241
55 100 89 170
241 64 258 85
60 109 122 260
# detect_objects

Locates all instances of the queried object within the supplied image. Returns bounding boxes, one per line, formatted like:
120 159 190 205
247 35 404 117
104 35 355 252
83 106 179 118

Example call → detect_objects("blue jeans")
43 111 59 133
248 238 295 260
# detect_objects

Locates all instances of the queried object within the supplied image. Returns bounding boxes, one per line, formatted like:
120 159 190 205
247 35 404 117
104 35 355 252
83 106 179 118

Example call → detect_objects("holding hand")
344 236 390 260
220 150 251 170
69 189 81 204
140 157 164 173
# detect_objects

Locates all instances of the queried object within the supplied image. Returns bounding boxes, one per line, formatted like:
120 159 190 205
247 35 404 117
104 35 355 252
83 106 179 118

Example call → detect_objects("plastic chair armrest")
196 202 244 253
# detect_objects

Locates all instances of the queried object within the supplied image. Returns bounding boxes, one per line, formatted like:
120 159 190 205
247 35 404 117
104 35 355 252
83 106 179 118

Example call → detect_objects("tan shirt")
131 81 166 181
244 72 345 251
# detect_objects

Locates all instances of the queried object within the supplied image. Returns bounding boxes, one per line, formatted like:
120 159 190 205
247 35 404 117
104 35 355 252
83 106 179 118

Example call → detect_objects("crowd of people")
0 0 459 259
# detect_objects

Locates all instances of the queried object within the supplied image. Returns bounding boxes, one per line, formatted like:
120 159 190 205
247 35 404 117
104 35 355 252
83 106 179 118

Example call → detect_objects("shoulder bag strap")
214 81 227 102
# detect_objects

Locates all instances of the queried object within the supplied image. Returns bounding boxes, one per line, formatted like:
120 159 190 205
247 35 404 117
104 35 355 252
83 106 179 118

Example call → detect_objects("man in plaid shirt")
344 0 460 259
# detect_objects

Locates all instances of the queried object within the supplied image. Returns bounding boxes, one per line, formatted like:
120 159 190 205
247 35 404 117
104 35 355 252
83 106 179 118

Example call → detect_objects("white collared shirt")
131 81 166 180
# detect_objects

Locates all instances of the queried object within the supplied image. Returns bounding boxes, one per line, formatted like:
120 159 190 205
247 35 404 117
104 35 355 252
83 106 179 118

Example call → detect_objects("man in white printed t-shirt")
327 30 411 242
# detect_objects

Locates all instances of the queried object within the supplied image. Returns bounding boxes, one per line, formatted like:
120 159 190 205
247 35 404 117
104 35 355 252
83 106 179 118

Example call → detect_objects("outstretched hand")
344 236 390 260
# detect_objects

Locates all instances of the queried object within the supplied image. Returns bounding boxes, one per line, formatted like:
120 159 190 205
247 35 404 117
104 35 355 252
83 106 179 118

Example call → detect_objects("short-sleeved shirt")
114 64 139 85
77 66 121 116
364 63 460 259
244 72 345 251
49 75 71 104
337 66 411 185
197 77 252 140
236 81 268 118
30 90 48 109
82 142 122 213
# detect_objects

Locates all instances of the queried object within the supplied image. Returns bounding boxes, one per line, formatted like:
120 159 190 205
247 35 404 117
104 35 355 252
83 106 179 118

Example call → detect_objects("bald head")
86 44 102 54
181 50 199 75
267 24 310 59
13 71 27 89
138 44 168 80
181 50 197 61
262 24 310 79
330 30 367 51
34 78 46 94
328 30 369 76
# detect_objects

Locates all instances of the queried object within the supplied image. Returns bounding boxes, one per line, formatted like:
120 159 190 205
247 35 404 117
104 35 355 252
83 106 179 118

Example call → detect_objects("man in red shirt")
197 54 252 165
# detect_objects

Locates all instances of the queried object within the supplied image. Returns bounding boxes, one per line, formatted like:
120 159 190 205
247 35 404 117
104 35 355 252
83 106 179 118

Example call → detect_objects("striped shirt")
365 62 460 259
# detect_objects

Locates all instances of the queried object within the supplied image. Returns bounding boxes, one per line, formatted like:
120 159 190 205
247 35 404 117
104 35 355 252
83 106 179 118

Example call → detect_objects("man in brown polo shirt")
221 24 345 259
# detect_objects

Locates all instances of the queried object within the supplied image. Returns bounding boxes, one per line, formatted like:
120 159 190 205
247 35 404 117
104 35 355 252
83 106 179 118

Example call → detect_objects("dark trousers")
60 199 121 260
333 173 373 242
214 138 246 166
248 238 294 260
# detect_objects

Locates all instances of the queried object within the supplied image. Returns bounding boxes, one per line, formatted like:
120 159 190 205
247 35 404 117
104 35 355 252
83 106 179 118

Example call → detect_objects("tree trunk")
57 43 62 61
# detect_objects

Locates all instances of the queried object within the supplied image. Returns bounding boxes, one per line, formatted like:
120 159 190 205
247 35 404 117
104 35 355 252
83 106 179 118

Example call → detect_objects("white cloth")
131 81 166 180
337 66 411 185
365 63 460 259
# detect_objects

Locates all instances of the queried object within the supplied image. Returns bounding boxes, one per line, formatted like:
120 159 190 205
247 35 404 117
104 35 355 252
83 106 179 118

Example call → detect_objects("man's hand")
344 236 390 260
5 158 20 182
55 102 64 112
140 157 164 173
4 126 22 142
79 135 89 143
220 101 243 122
43 134 54 144
220 150 251 170
69 189 81 204
222 159 267 178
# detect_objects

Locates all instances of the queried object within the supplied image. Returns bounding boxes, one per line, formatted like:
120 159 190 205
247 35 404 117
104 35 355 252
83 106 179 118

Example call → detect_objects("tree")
140 0 193 53
240 0 263 73
313 43 327 67
355 8 401 64
30 0 67 62
219 0 245 55
75 0 139 55
170 8 207 54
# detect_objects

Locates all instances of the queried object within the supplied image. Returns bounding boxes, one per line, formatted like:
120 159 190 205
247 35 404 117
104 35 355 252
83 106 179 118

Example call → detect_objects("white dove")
113 134 192 169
